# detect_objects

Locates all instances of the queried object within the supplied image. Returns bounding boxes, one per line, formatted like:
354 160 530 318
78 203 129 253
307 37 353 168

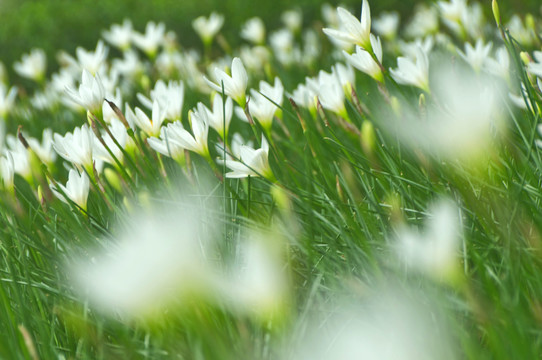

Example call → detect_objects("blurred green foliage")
0 0 540 76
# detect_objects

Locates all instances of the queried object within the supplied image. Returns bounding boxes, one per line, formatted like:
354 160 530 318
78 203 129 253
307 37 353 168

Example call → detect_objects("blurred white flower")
192 12 224 45
281 9 303 33
295 289 456 360
404 5 439 39
248 77 284 131
102 19 133 51
93 118 133 165
333 62 356 96
76 40 109 75
51 169 90 211
390 46 430 92
137 80 185 121
484 46 510 81
13 48 46 82
307 70 347 117
53 124 94 171
205 93 233 140
0 83 17 118
507 15 533 47
372 11 400 40
527 51 542 79
65 69 105 113
289 82 317 113
132 21 166 57
394 199 461 282
0 152 14 190
126 100 167 138
27 128 56 165
457 39 492 73
204 57 248 107
240 17 266 45
398 36 434 59
343 34 383 82
223 136 273 179
323 0 372 51
147 123 186 162
71 203 217 318
386 65 505 159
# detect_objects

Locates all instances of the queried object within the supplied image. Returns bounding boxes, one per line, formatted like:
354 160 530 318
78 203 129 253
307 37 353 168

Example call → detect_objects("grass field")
1 0 542 358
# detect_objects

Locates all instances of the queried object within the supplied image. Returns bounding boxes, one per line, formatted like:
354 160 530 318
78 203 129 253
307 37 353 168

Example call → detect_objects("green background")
0 0 540 73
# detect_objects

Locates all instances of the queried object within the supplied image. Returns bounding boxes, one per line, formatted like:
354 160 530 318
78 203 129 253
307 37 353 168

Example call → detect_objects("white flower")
289 82 317 113
102 19 133 50
132 21 165 57
5 137 31 180
457 39 492 73
0 83 17 118
137 80 185 121
53 124 94 170
170 103 210 157
192 12 224 44
507 15 533 47
484 46 510 80
0 152 15 190
126 101 166 138
70 203 217 318
205 93 233 140
394 199 461 281
398 36 434 59
390 46 430 92
65 69 105 113
248 77 284 131
281 9 303 33
372 11 400 40
93 118 133 165
343 34 383 82
527 51 542 79
307 71 346 116
386 65 505 159
51 169 90 210
224 136 273 179
404 5 439 39
322 0 372 51
13 48 46 82
27 128 56 165
147 124 186 162
204 57 248 107
76 40 109 75
332 62 356 95
240 17 266 44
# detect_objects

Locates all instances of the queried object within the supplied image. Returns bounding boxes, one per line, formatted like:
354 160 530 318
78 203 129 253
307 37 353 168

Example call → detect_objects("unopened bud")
361 120 376 155
492 0 501 27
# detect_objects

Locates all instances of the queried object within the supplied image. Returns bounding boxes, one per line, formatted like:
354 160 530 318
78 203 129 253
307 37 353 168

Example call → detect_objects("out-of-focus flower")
76 40 109 75
0 83 17 118
457 39 492 73
404 5 439 39
65 69 105 113
147 123 186 163
70 202 217 318
390 46 430 92
438 0 468 32
13 48 46 82
295 289 456 360
51 169 90 211
0 152 14 190
398 36 434 59
5 138 31 181
240 17 266 45
27 128 56 166
53 124 94 171
239 45 270 74
192 12 224 45
333 62 356 96
223 136 273 179
93 118 133 165
102 19 133 51
323 0 372 51
527 51 542 79
373 11 400 40
205 93 233 140
289 82 317 114
281 9 303 33
204 57 248 107
343 34 383 82
248 77 284 131
385 64 505 159
137 80 185 121
132 21 166 57
126 100 166 138
307 70 347 117
269 29 300 66
394 199 461 283
484 46 510 81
